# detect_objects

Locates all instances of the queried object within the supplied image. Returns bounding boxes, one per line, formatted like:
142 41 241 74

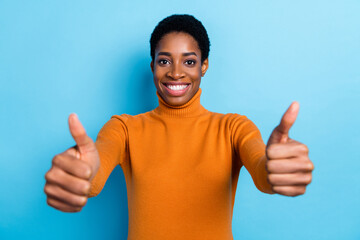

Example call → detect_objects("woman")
44 14 314 239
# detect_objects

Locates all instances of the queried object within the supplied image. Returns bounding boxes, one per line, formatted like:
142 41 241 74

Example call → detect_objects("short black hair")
150 14 210 63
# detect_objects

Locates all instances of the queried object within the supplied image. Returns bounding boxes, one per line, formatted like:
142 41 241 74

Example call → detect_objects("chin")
164 95 190 106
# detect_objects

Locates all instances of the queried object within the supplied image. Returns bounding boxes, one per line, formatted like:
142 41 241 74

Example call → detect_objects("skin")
44 114 100 212
150 32 209 106
44 31 314 213
265 102 314 196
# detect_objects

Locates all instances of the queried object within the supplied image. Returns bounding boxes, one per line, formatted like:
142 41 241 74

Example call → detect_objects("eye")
158 59 170 65
185 60 196 65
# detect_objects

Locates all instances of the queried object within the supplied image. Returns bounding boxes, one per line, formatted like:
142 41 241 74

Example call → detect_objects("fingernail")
69 113 78 124
86 169 92 178
293 101 300 109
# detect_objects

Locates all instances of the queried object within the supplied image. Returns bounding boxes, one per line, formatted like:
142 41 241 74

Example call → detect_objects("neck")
154 88 208 118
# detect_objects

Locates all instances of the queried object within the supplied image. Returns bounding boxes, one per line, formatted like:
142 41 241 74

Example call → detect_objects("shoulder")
97 112 154 140
109 111 156 126
209 111 260 135
110 114 130 124
206 110 251 126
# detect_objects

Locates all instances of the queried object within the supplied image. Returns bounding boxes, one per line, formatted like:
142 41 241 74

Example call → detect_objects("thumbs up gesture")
44 114 100 212
265 102 314 196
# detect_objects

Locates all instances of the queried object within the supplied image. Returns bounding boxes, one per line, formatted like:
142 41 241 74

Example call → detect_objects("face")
151 32 209 106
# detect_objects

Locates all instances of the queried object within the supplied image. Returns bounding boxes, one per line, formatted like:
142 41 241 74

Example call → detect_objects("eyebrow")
157 52 197 57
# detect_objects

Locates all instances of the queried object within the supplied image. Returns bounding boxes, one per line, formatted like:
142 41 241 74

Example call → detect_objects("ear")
150 61 154 73
201 58 209 77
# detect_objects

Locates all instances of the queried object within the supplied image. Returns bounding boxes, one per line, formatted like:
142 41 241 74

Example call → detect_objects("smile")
167 84 188 90
162 82 191 96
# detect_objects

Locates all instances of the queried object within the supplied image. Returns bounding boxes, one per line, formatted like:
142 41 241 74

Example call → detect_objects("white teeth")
167 84 188 90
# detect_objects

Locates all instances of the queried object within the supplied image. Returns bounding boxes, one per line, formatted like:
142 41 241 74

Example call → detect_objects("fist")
266 102 314 197
44 114 100 212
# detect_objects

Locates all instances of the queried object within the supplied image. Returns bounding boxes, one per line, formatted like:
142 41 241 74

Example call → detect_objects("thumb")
268 101 300 145
68 113 95 156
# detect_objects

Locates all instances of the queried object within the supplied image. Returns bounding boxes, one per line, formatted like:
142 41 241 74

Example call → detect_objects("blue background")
1 0 359 239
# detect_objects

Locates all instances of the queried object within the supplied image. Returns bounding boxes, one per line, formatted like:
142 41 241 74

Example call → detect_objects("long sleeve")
88 116 128 197
231 114 274 194
90 88 271 239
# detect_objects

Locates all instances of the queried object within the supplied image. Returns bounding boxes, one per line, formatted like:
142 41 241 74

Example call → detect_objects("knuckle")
290 187 300 197
79 164 92 179
266 145 275 156
45 170 54 181
77 181 91 195
81 197 88 206
86 168 93 179
266 161 274 173
65 147 77 155
84 182 91 194
267 174 275 184
305 174 312 184
73 207 83 212
288 192 296 197
44 172 50 181
44 184 51 195
295 186 306 196
271 185 277 194
70 208 79 213
299 144 309 154
73 196 88 207
47 198 57 208
52 155 59 166
49 168 61 180
80 182 91 194
68 203 83 212
46 168 68 187
308 162 315 171
52 154 66 166
300 173 311 184
85 166 93 179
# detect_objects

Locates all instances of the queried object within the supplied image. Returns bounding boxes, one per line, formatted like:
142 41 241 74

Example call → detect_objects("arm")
232 115 274 194
89 116 128 197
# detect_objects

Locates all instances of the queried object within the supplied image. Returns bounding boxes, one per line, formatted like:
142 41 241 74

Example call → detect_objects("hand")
44 113 100 212
265 102 314 197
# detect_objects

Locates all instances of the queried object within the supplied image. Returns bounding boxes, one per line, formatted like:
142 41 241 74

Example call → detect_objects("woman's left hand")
265 102 314 196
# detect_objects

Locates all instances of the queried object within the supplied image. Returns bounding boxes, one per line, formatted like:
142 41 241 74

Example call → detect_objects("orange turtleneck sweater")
89 88 273 240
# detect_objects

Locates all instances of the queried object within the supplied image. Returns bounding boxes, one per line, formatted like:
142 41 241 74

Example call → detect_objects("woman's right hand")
44 114 100 212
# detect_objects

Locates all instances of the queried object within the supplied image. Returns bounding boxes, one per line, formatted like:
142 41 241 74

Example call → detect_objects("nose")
167 62 185 80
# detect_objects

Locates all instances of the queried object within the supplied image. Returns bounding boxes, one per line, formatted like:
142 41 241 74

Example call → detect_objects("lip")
161 82 191 97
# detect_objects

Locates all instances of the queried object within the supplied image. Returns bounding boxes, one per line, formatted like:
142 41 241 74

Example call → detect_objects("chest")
125 118 235 191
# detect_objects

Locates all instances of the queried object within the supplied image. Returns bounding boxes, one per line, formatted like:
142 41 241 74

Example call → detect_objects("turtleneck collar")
153 88 208 118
